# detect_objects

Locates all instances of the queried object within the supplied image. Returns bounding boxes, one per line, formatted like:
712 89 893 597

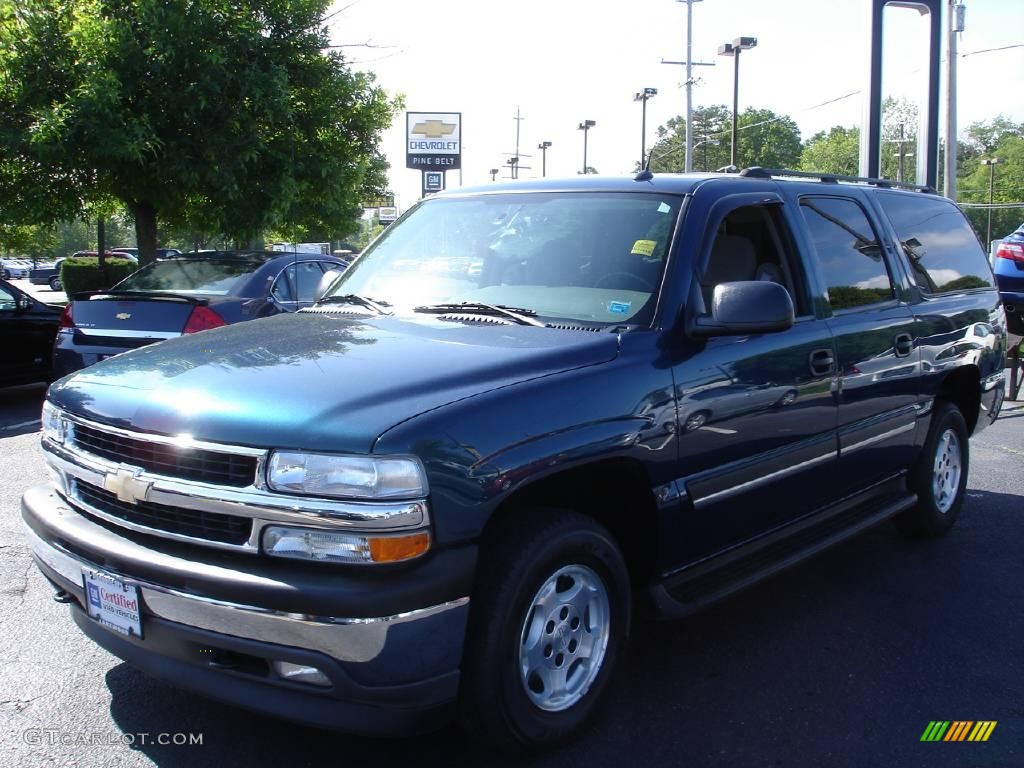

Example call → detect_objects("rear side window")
799 196 894 310
877 192 993 293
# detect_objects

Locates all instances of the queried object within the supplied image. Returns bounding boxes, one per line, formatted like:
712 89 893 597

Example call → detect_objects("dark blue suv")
23 170 1007 750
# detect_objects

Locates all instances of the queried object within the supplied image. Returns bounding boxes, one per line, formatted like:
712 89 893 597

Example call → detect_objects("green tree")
0 0 398 265
736 108 802 169
800 126 860 176
649 105 800 173
958 132 1024 241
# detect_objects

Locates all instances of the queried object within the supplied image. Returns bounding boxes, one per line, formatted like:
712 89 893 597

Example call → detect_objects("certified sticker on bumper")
82 569 142 638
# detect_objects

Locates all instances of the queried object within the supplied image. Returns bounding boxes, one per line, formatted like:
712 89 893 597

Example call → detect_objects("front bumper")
22 484 473 735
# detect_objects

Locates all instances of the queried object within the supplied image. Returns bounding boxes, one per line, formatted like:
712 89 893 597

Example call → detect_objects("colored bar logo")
921 721 997 742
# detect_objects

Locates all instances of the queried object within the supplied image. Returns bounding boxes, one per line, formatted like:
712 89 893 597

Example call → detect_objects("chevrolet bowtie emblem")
115 313 131 320
411 120 457 139
102 467 153 505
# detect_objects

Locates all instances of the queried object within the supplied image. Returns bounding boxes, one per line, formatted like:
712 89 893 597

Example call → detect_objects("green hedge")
60 257 138 296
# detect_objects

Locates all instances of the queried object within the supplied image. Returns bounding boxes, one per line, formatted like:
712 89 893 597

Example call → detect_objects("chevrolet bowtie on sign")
406 111 461 171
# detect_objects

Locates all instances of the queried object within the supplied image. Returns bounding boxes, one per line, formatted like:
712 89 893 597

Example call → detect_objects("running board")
649 493 917 619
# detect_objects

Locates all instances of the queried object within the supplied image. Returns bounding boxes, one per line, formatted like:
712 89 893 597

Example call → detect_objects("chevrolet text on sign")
406 112 461 170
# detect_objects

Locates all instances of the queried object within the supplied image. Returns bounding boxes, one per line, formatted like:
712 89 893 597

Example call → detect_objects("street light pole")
578 120 596 174
981 158 1003 244
633 88 658 169
718 36 757 169
538 141 552 177
489 168 499 182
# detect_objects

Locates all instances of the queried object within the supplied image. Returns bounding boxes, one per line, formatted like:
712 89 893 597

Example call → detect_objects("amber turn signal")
369 532 431 563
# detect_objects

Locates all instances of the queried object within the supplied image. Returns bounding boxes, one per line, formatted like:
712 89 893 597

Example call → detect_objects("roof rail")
738 167 937 194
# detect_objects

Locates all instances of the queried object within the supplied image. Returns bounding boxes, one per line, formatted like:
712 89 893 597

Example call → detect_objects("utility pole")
634 88 658 168
662 0 714 172
893 122 914 182
503 108 531 179
944 1 965 200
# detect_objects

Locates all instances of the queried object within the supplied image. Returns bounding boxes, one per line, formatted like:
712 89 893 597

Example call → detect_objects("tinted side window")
799 196 894 310
292 261 325 302
877 192 993 293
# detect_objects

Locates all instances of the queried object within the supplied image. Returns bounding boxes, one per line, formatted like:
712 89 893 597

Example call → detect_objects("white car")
1 259 33 279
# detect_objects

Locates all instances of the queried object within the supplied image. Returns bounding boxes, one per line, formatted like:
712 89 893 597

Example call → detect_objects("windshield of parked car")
326 192 683 325
113 259 259 295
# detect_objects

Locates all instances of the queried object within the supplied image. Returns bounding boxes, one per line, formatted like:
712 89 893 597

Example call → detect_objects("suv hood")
48 312 619 453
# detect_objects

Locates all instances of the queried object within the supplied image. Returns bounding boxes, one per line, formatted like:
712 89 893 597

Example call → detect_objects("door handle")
894 332 914 357
809 348 835 377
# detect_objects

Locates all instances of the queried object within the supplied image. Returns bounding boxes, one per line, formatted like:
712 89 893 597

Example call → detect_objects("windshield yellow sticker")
631 239 657 258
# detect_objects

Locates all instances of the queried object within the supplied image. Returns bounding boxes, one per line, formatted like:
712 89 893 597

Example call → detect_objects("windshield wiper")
414 301 546 327
318 294 392 315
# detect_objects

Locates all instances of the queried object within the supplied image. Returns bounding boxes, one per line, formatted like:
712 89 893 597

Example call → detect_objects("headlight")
262 526 430 564
266 452 428 500
41 402 66 445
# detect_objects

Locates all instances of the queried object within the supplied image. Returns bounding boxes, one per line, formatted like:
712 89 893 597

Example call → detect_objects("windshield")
114 259 259 295
326 192 683 324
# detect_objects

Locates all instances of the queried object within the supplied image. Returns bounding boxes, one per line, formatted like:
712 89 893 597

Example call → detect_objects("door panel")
674 322 838 562
669 195 838 564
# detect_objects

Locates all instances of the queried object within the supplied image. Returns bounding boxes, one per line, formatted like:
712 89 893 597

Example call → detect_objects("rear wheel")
894 402 969 538
458 509 630 750
48 275 62 292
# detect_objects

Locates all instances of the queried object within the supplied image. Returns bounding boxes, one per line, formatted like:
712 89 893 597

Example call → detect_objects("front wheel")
458 509 630 750
894 401 969 538
48 275 62 292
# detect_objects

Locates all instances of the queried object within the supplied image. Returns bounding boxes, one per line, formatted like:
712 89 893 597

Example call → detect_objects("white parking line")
1 419 40 432
700 426 737 435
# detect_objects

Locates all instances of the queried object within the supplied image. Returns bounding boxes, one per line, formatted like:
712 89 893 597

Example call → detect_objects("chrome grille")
71 422 258 487
73 480 253 545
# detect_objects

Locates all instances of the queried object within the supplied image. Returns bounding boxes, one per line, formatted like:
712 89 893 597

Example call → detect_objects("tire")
894 401 969 538
48 275 62 292
458 508 630 751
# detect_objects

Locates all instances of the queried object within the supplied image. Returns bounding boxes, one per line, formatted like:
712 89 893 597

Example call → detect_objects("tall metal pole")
730 49 740 168
987 162 996 244
582 128 588 174
944 1 963 200
641 97 648 169
685 0 695 172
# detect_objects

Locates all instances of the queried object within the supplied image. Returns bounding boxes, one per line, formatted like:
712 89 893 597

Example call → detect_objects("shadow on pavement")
103 491 1021 768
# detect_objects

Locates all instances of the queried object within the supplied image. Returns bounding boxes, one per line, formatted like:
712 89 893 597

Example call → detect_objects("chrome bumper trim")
24 521 468 663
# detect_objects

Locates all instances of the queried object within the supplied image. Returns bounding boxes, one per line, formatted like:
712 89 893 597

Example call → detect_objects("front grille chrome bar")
42 415 429 554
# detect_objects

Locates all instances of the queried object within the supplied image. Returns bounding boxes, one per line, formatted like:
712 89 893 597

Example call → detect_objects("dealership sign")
406 112 461 171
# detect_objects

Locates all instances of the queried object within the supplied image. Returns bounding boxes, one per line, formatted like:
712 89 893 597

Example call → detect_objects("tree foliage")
649 105 801 173
800 126 860 176
0 0 399 264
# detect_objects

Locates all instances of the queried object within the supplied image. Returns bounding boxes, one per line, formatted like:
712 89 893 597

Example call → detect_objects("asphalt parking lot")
0 382 1021 768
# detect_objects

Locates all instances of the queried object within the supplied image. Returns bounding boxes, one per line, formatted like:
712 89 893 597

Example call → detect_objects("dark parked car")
110 247 182 260
993 223 1024 340
0 278 61 387
23 170 1006 750
52 251 348 377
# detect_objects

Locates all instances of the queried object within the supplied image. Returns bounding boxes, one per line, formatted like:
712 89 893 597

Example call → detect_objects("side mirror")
314 269 342 303
692 281 794 337
15 296 32 313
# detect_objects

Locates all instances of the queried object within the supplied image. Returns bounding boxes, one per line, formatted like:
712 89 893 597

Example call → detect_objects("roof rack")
738 166 937 194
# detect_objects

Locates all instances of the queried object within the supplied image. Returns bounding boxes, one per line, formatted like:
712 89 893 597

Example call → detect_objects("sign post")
406 112 461 197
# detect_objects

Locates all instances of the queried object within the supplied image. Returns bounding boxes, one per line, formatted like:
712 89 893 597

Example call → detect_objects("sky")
325 0 1024 210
